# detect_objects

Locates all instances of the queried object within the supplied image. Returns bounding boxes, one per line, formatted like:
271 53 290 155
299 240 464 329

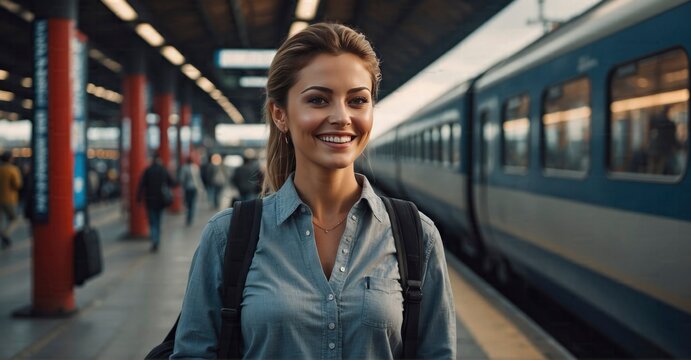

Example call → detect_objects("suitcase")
74 226 103 286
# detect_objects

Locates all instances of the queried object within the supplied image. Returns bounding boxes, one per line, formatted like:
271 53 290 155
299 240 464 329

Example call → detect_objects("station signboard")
32 20 49 222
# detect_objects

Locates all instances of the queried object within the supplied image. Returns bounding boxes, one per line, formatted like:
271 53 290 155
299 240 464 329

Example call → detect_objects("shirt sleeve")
171 213 229 359
416 215 457 359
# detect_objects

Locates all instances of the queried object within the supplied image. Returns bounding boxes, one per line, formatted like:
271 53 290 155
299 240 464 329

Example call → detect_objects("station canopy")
0 0 510 128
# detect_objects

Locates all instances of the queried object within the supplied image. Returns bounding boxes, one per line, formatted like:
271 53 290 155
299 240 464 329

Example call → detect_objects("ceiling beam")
228 0 251 47
195 1 224 48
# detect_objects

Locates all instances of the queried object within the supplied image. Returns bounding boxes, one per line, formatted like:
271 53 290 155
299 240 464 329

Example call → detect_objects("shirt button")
300 206 306 213
351 215 357 221
342 248 349 254
305 230 311 236
328 322 335 330
327 294 334 301
329 342 335 350
339 266 345 272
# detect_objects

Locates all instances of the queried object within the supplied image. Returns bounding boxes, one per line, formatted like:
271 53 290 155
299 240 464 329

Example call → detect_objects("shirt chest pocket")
362 276 404 329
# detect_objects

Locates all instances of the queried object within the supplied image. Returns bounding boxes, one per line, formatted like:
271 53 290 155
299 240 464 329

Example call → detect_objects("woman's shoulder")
203 195 277 246
414 208 442 262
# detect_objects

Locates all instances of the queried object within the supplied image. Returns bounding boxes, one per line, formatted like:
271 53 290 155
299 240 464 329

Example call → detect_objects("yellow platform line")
448 265 546 360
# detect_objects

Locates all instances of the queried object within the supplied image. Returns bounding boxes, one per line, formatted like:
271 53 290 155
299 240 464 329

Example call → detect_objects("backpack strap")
218 199 263 359
382 197 424 359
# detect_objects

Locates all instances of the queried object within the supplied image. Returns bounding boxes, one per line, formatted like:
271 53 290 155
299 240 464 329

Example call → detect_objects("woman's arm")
416 214 457 359
171 211 231 358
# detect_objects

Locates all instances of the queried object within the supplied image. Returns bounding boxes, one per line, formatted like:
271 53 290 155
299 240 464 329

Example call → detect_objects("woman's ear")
269 101 287 132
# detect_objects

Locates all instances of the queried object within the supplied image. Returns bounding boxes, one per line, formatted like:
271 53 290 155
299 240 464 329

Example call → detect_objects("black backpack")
145 196 423 359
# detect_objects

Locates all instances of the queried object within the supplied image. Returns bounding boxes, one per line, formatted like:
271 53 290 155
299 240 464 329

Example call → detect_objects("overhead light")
20 10 33 22
210 89 222 100
101 0 138 22
94 86 106 98
87 83 96 93
22 99 32 109
0 0 21 14
289 21 309 37
88 48 105 60
160 46 185 66
215 49 276 69
135 23 164 47
21 77 32 88
196 77 215 93
181 64 201 80
0 69 7 80
239 76 268 88
101 58 122 73
0 90 14 102
295 0 319 20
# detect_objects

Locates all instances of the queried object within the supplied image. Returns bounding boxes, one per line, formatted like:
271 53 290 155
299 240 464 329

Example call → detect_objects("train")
360 0 691 357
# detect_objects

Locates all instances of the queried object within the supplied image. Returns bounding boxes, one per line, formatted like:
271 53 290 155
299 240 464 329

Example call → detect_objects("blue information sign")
73 34 88 230
191 114 202 145
32 20 49 222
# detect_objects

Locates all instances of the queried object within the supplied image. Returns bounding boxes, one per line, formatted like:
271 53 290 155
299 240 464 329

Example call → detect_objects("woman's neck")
293 166 361 223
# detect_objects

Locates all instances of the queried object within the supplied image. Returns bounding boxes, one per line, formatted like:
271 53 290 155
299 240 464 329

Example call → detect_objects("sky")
371 0 602 138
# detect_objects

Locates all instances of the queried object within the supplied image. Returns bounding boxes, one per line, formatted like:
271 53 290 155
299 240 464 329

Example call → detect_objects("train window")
502 94 531 170
432 126 441 162
609 49 688 177
423 129 431 161
452 123 462 167
441 124 451 166
542 77 591 173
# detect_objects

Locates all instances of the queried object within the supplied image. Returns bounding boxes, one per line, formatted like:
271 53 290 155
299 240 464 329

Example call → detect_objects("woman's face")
272 53 374 173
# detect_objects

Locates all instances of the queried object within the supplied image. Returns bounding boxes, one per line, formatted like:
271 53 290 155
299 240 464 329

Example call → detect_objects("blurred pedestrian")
0 152 22 249
137 152 176 252
179 156 204 226
205 153 226 209
231 149 263 202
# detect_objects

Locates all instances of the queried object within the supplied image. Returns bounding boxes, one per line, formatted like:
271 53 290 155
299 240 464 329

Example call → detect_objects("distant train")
361 0 691 357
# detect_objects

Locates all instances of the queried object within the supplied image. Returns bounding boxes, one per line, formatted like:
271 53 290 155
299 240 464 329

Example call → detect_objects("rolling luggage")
73 225 103 286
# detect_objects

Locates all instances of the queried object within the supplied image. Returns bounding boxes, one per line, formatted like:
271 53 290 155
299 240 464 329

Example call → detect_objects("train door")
473 107 498 254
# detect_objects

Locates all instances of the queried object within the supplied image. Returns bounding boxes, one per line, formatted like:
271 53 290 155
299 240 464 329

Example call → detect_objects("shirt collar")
274 173 386 226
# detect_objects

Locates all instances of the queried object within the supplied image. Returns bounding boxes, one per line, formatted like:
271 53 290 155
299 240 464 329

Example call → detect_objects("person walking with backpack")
179 156 204 226
171 23 456 359
137 152 176 252
0 152 22 249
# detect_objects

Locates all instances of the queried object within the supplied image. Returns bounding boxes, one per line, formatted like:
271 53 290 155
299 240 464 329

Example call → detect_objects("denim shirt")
172 174 456 359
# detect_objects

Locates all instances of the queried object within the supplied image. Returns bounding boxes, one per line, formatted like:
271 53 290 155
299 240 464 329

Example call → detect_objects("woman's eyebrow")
300 86 371 94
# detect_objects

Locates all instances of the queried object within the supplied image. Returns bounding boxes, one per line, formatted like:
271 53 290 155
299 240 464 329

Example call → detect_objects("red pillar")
123 51 148 237
180 103 192 160
23 4 77 316
155 94 172 167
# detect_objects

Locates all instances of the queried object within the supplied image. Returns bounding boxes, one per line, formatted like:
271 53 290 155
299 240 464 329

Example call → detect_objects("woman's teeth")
318 135 353 144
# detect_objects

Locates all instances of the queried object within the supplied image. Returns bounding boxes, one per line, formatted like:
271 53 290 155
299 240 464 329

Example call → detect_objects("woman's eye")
308 96 327 105
350 97 369 105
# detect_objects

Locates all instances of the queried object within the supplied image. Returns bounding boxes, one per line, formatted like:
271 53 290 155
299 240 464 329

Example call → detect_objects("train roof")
392 80 472 132
475 0 689 90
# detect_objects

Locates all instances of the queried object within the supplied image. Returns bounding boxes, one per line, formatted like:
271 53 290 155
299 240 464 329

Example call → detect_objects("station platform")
1 192 572 359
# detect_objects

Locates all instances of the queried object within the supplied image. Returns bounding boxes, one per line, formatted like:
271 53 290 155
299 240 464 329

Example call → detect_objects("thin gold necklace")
312 215 347 234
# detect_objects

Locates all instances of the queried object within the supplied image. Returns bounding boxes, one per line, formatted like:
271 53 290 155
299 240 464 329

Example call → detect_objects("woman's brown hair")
261 23 381 195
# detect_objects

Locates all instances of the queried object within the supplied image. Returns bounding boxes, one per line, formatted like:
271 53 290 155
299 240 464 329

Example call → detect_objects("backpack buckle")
404 280 423 304
221 308 239 321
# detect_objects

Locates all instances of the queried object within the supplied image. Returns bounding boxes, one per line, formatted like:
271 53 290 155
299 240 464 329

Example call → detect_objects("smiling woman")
172 23 456 360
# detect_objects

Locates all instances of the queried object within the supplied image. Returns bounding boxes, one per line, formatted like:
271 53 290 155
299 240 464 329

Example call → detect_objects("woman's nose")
329 102 351 127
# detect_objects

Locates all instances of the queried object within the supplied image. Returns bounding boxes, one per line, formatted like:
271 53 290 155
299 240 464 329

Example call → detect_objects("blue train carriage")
362 127 399 196
471 0 690 356
391 82 477 256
